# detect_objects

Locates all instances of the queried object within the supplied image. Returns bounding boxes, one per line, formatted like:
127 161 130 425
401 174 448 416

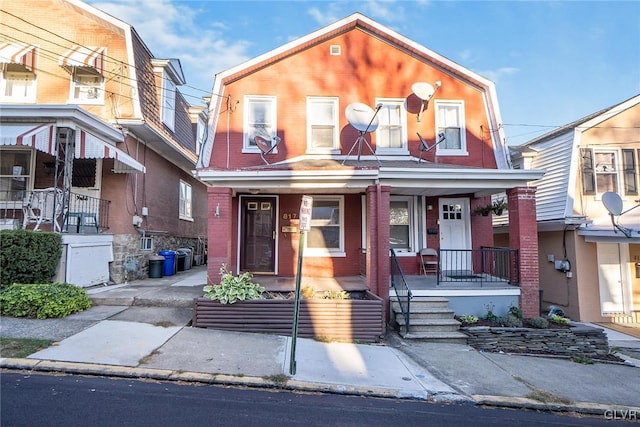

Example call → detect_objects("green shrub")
549 314 571 325
1 230 62 288
320 290 349 300
0 282 92 319
508 304 522 319
527 317 549 329
499 314 523 327
459 314 479 325
483 302 499 323
202 265 265 304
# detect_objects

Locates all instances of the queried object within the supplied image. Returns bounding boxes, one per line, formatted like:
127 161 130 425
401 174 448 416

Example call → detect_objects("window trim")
434 100 467 156
161 72 176 130
0 69 37 103
179 180 193 221
390 196 416 253
306 96 339 153
375 98 409 155
0 147 34 206
68 68 105 105
305 195 345 257
622 149 637 196
243 95 277 154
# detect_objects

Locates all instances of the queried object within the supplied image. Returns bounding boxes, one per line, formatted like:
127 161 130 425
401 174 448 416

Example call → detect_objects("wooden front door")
240 196 277 273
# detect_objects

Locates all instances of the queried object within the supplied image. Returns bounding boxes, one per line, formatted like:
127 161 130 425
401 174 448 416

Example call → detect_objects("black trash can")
176 250 187 271
148 255 164 278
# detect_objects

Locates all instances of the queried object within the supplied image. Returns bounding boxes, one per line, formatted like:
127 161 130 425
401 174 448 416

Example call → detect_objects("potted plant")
491 199 507 216
473 205 492 216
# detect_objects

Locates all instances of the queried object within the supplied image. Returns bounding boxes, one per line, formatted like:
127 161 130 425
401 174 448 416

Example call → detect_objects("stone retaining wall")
463 324 609 356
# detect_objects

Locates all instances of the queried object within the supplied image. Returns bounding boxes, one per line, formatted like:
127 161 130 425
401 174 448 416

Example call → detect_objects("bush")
0 282 92 319
526 317 549 329
499 314 523 327
202 265 265 304
459 314 478 325
1 230 62 288
549 314 571 325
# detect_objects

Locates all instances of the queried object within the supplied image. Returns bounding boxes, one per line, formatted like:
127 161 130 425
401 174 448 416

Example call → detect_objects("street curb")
0 358 449 402
472 395 640 416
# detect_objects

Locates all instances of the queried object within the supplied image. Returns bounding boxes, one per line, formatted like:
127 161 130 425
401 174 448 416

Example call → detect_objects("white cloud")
479 67 519 83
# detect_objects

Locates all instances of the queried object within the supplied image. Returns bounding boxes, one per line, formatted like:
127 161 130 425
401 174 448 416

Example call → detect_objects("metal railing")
390 248 413 333
0 189 110 233
438 247 519 286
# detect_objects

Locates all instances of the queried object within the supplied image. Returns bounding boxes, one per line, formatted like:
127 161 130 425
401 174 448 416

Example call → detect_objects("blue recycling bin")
158 250 176 276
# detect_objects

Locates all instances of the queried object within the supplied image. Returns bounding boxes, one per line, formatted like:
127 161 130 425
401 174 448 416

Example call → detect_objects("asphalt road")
2 371 627 426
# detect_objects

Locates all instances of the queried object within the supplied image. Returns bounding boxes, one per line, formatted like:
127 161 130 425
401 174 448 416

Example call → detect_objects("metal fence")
390 248 413 333
438 247 519 286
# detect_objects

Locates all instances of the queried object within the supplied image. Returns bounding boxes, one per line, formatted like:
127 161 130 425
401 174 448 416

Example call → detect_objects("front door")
439 198 472 273
240 196 277 274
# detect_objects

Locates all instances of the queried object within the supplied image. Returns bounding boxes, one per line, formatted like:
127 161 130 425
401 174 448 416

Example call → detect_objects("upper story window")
622 149 638 196
0 148 33 203
161 74 176 130
307 97 339 153
581 148 624 196
243 95 277 153
1 67 36 102
179 180 192 221
306 196 344 256
70 68 104 104
435 100 467 156
376 99 408 154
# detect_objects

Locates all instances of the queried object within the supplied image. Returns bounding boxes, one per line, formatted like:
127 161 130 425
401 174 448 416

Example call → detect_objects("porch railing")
390 248 413 333
0 189 110 233
438 247 519 287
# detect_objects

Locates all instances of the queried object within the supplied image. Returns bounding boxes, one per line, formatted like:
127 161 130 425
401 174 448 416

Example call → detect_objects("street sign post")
289 195 312 375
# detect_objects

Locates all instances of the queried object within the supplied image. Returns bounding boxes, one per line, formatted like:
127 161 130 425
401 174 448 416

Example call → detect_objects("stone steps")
391 297 467 344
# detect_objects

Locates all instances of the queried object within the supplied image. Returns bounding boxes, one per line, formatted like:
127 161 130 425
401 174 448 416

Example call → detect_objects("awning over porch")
0 42 37 72
0 124 145 173
59 46 105 75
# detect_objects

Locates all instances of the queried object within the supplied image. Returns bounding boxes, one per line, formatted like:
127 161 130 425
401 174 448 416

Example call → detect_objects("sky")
86 0 640 146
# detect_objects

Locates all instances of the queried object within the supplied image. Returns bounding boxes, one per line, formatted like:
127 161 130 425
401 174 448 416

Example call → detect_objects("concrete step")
391 298 451 312
401 331 468 344
396 318 461 333
396 307 455 319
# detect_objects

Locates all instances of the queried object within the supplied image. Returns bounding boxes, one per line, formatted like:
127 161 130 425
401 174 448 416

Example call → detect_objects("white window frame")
161 73 176 130
390 196 417 254
179 180 193 221
306 96 339 153
593 149 622 197
68 68 104 104
375 98 408 155
435 100 467 156
0 147 34 207
243 95 277 153
0 68 36 103
305 195 345 257
196 114 207 158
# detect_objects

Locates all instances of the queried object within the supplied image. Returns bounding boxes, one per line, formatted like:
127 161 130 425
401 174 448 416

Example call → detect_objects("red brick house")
0 0 207 285
195 13 544 325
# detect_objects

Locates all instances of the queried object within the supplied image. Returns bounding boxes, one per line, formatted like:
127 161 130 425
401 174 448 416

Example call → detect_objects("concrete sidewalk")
1 267 640 415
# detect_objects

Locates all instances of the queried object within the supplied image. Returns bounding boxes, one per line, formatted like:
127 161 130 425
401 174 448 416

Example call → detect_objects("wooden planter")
193 291 385 343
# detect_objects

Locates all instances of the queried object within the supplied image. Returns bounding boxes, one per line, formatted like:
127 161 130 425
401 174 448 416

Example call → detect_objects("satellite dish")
412 82 436 101
253 134 281 164
602 191 623 216
345 103 380 133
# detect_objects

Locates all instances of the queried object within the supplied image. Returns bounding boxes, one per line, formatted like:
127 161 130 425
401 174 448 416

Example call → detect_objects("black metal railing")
0 189 110 233
437 247 519 286
390 248 413 333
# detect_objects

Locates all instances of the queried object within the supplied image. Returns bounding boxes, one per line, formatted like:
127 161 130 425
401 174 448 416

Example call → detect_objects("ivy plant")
0 282 92 319
203 265 265 304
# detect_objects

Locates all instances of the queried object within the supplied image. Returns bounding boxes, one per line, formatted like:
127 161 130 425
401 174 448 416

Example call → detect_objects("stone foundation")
463 324 609 357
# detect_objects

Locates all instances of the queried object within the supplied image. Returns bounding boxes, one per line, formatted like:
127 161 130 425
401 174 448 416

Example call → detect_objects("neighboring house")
195 13 544 324
0 0 207 286
504 95 640 325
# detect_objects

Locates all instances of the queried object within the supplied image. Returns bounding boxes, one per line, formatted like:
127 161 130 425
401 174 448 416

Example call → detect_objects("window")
0 149 32 202
162 74 176 130
72 159 97 188
623 149 637 196
307 196 344 255
307 97 338 152
140 237 153 251
1 66 36 102
179 180 192 220
390 197 414 252
581 148 621 196
70 68 104 104
244 96 277 152
196 114 207 158
435 100 467 155
376 99 408 154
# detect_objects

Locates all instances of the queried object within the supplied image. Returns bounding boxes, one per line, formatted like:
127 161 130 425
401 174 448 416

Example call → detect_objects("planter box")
462 324 609 357
193 291 385 343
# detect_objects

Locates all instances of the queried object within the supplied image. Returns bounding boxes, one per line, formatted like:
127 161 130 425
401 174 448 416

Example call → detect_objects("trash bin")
178 247 193 270
148 255 164 278
176 250 187 272
158 250 176 276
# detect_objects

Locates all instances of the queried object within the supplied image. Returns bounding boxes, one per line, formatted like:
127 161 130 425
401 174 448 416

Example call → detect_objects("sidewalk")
2 266 640 414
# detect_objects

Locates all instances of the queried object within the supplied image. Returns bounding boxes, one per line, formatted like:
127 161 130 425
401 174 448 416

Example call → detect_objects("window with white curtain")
390 196 414 252
435 100 467 155
375 99 408 154
1 67 36 102
306 196 344 256
244 95 277 152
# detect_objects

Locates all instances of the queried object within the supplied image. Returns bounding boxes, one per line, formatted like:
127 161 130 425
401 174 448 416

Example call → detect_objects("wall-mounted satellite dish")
416 132 446 163
345 102 380 133
412 81 441 122
253 134 281 164
601 191 640 237
343 102 382 165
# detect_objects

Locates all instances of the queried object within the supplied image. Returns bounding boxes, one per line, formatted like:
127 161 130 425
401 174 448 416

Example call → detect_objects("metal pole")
289 231 305 375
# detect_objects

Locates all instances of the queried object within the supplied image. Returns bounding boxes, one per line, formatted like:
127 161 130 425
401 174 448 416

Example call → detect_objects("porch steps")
391 297 467 344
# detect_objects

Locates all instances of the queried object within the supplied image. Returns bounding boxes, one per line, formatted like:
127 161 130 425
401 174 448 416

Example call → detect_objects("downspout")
377 182 383 297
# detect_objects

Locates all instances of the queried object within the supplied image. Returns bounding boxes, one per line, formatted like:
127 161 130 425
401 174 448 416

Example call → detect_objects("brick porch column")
507 186 540 318
366 185 391 322
208 186 233 285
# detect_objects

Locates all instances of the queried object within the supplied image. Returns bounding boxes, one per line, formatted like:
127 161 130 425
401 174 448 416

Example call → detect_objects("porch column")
366 185 391 322
507 186 540 318
208 186 233 285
